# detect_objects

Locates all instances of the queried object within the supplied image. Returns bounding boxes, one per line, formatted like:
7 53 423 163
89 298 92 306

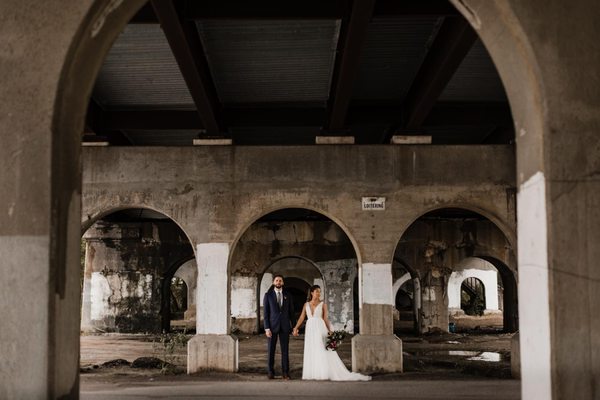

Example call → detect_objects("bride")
292 285 371 381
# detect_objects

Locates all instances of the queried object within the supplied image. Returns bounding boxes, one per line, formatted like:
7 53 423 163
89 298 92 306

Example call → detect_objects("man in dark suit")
263 274 296 380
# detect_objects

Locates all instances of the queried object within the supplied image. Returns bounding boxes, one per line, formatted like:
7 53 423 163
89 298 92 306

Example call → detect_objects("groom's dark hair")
272 274 284 281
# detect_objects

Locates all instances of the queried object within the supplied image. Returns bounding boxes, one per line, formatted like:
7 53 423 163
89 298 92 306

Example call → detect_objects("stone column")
230 274 258 333
188 243 238 373
352 262 402 373
173 259 198 321
420 267 450 333
81 239 95 331
318 259 356 333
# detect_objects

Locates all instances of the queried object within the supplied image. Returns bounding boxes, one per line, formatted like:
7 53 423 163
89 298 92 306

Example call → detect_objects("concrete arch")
392 273 412 301
4 0 564 396
228 205 363 272
173 258 198 313
392 258 422 334
448 259 498 312
81 205 196 257
476 255 518 333
258 255 326 298
256 256 326 332
161 255 196 332
392 203 517 263
258 255 326 305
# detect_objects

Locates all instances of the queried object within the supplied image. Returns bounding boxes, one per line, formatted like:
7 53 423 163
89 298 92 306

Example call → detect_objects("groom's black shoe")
282 374 291 380
267 373 274 379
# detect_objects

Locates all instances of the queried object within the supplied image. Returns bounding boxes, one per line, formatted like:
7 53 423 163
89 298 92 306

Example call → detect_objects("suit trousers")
267 330 290 375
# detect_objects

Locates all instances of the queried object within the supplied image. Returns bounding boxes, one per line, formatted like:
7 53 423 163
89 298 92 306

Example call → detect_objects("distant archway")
393 207 516 334
460 277 486 316
81 208 194 333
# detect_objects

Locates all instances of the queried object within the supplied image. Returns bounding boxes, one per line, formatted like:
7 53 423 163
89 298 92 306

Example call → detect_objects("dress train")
301 302 371 381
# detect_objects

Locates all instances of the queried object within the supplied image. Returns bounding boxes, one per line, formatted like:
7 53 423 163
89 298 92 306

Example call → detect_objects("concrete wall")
173 259 198 321
81 220 193 333
394 216 515 332
448 258 500 313
82 146 515 338
2 0 598 396
82 145 516 262
230 219 356 333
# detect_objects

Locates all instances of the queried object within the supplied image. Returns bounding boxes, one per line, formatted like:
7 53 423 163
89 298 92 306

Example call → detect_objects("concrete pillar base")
351 334 403 373
187 334 238 373
511 332 520 379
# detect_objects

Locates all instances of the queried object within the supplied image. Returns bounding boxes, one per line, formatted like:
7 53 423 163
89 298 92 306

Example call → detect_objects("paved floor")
80 332 518 399
81 379 520 400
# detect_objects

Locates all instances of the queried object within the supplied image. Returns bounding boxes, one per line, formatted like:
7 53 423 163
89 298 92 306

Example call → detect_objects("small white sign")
362 197 386 211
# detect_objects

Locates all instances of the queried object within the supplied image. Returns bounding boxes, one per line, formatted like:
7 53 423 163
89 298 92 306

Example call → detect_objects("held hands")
292 328 299 336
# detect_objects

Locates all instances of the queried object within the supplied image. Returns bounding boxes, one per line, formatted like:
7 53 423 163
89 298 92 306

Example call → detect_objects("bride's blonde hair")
306 285 321 301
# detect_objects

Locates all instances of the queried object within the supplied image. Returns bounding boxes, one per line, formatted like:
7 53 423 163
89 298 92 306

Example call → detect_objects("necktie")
277 291 282 308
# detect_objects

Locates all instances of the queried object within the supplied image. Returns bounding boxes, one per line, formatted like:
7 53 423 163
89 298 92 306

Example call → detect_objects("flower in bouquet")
325 323 348 351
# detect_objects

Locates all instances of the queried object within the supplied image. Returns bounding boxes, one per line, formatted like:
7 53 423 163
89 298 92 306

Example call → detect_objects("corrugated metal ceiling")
352 16 441 100
439 39 507 102
93 25 195 110
196 19 340 105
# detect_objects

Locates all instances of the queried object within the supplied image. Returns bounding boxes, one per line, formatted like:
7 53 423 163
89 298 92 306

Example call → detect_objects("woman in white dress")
292 285 371 381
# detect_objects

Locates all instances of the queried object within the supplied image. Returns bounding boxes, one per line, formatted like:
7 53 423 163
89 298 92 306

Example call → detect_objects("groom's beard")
275 284 283 289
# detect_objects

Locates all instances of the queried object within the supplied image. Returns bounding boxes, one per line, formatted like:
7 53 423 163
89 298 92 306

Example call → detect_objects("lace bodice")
306 302 323 319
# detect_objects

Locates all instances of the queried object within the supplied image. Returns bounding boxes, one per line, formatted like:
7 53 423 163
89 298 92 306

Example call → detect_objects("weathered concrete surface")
187 335 238 373
81 380 520 400
231 220 357 333
511 332 521 379
174 259 198 321
452 1 600 398
82 146 516 261
318 259 357 332
81 220 193 333
82 145 515 373
352 334 403 373
360 304 394 336
2 0 599 397
394 216 516 333
0 0 146 397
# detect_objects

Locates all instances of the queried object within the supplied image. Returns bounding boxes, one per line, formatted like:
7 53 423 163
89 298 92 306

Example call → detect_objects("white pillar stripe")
196 243 230 335
362 263 393 305
518 171 552 400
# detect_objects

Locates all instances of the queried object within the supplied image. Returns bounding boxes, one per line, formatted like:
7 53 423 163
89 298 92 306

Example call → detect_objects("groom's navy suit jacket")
263 288 295 333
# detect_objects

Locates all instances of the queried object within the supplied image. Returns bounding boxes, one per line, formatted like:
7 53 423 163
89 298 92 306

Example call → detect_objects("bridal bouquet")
325 324 348 351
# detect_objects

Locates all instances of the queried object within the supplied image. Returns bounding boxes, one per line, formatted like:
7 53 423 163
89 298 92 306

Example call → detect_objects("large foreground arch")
1 0 599 398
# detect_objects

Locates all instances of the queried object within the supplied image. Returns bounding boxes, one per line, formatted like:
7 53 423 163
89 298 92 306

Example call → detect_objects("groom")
263 274 296 380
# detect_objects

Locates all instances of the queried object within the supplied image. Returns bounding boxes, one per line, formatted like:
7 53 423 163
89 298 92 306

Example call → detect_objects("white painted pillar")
195 243 229 334
230 275 258 333
188 243 238 372
517 172 551 399
259 272 273 306
352 262 402 373
80 240 94 331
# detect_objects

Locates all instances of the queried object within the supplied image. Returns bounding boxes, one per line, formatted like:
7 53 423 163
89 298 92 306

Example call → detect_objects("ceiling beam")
84 100 133 145
130 2 158 23
98 102 511 130
130 0 457 23
151 0 223 134
401 17 477 130
325 0 376 131
185 0 348 20
374 0 459 17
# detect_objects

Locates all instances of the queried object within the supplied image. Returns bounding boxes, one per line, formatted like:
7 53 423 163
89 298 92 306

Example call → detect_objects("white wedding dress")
301 302 371 381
